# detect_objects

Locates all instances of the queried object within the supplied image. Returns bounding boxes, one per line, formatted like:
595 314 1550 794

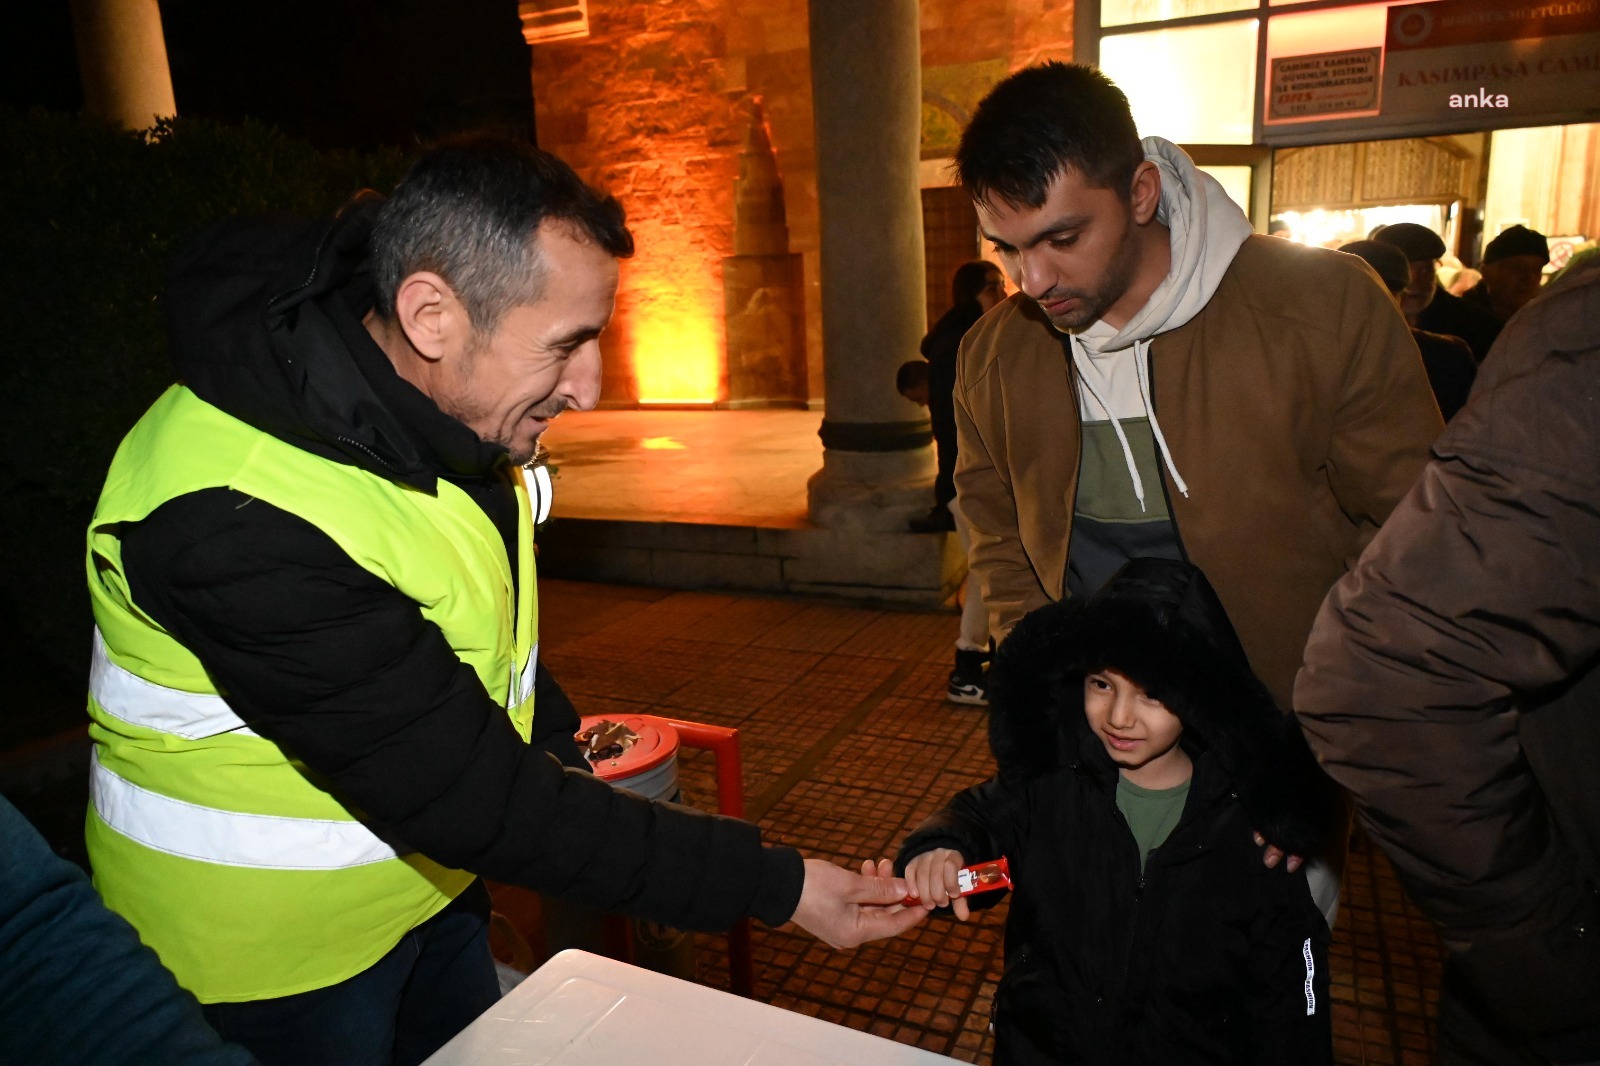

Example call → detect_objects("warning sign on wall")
1268 48 1382 121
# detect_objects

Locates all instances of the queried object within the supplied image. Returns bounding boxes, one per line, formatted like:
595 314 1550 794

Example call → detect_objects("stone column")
806 0 933 531
70 0 176 130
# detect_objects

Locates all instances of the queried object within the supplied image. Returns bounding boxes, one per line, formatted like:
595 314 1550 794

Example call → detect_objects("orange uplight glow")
632 311 720 403
623 234 724 404
608 204 727 404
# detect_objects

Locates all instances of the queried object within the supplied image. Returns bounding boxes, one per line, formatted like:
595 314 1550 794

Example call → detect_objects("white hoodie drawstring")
1059 137 1251 512
1071 338 1147 513
1133 339 1190 499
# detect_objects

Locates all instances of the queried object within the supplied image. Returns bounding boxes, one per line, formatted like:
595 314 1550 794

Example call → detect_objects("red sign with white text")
1264 0 1600 142
1381 0 1600 118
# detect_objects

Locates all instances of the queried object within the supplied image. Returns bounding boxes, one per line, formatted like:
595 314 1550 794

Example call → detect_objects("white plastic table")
423 949 962 1065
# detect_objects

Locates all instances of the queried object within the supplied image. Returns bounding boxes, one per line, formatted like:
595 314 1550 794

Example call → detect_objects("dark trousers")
201 880 500 1066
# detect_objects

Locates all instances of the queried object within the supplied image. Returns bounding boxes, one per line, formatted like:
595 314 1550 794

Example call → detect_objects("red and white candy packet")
903 856 1012 905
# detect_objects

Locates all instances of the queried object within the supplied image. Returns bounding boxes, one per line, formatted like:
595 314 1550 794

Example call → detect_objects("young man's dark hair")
372 136 634 333
955 62 1145 209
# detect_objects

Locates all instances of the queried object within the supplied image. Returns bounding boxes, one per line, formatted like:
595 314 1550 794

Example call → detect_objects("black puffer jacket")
116 201 803 934
899 559 1334 1065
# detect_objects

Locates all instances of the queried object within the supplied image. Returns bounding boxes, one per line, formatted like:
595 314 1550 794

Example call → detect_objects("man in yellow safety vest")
86 137 924 1066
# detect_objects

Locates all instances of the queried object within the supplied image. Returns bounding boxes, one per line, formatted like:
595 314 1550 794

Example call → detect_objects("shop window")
1262 4 1393 128
1101 0 1254 30
1100 20 1258 145
1483 124 1600 268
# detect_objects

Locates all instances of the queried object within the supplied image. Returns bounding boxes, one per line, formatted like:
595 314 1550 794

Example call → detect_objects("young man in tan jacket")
949 63 1441 920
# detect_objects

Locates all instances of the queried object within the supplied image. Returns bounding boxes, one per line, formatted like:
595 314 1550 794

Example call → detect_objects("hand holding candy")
902 854 1012 921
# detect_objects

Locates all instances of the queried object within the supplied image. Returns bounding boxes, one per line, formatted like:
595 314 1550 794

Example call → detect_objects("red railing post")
661 718 755 999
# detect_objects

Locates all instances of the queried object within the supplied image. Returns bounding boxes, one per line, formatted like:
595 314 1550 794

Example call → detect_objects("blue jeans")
201 880 500 1066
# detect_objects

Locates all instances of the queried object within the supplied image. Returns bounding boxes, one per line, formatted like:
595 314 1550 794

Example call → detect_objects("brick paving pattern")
518 578 1443 1065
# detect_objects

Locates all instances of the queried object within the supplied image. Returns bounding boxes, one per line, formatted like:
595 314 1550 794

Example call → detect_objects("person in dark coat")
1341 239 1477 421
903 260 1007 703
915 260 1007 531
898 558 1334 1065
1297 259 1600 1065
1462 224 1548 325
0 794 254 1065
1375 222 1502 362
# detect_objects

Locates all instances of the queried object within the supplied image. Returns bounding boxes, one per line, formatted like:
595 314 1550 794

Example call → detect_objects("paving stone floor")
519 577 1444 1065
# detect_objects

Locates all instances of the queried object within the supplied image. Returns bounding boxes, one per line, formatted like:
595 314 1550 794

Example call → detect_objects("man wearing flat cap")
1375 222 1502 363
1341 239 1477 421
1463 224 1549 326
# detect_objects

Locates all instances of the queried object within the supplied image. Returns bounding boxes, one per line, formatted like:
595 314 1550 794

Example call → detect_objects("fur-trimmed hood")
987 558 1334 857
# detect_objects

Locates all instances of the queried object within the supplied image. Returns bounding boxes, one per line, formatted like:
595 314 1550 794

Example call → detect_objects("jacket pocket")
993 947 1072 1062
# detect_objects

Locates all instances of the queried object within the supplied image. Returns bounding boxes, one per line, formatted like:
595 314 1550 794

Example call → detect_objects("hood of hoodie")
162 197 503 492
986 558 1334 857
1075 137 1254 359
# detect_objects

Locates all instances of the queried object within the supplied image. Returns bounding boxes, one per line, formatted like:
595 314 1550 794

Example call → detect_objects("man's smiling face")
436 222 619 464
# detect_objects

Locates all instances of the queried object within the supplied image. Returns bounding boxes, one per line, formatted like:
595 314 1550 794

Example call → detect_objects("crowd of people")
1 59 1593 1066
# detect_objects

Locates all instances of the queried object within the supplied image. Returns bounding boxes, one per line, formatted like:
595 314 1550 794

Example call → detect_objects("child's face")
1083 669 1192 789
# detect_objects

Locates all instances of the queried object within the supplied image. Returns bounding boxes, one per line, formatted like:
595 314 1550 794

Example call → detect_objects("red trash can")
568 714 696 979
580 714 681 803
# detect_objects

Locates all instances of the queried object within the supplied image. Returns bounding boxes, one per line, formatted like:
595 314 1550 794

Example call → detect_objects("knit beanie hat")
1484 224 1549 264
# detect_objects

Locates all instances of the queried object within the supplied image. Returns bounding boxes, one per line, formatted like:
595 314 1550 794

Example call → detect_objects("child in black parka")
898 558 1335 1065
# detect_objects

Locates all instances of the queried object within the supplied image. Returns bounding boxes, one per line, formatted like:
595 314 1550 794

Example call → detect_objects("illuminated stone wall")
530 1 1074 407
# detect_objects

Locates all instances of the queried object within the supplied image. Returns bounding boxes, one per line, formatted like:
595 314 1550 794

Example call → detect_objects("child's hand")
904 848 971 921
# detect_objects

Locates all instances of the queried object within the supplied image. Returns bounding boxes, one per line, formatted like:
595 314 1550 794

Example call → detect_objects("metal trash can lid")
576 714 680 784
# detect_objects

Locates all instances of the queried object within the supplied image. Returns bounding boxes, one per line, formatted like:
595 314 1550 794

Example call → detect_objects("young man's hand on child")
904 848 973 921
1252 831 1304 873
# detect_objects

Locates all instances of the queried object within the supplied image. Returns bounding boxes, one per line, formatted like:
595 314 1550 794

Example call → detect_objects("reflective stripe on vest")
90 750 403 870
89 628 256 740
509 641 539 710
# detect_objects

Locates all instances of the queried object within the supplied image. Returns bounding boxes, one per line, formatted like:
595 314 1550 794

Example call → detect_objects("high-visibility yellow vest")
85 384 540 1003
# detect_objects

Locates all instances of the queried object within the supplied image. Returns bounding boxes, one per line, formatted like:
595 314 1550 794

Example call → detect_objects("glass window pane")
1100 21 1259 145
1102 0 1255 29
1263 4 1389 126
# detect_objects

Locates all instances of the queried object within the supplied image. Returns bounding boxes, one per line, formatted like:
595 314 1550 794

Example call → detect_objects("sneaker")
947 649 989 706
947 674 988 706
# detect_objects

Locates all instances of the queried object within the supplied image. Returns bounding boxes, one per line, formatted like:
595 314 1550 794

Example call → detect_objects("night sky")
3 0 536 149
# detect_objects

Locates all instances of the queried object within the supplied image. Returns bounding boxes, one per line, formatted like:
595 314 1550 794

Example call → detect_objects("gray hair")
371 137 633 334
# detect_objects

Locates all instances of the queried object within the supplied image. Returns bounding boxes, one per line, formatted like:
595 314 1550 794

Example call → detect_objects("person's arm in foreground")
122 492 921 949
0 796 255 1065
1296 277 1600 1044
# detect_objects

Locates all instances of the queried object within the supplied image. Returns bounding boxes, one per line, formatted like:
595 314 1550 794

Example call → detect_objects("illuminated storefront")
1079 0 1600 275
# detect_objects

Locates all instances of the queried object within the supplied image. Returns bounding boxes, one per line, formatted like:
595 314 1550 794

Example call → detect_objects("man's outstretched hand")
789 858 927 949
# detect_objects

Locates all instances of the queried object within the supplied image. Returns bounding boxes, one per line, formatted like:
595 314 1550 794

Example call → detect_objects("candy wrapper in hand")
904 857 1011 905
